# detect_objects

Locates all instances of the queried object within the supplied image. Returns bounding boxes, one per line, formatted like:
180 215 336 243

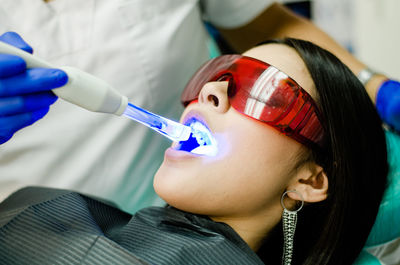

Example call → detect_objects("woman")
0 38 388 265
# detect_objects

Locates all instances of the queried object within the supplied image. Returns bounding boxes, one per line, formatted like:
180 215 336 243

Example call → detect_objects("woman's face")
154 44 316 221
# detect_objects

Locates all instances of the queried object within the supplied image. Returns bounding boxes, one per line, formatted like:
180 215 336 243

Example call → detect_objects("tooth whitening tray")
0 42 193 142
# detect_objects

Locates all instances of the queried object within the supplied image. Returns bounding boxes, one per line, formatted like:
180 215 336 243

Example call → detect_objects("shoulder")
0 187 145 264
127 206 264 264
0 186 130 229
0 187 73 219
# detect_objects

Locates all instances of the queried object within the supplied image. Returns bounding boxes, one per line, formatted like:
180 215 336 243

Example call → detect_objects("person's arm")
217 2 400 130
216 3 385 103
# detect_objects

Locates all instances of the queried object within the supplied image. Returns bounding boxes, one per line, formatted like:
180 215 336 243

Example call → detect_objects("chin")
154 172 202 214
154 165 188 205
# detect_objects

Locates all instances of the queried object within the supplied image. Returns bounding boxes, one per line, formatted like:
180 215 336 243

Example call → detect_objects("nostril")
208 95 219 107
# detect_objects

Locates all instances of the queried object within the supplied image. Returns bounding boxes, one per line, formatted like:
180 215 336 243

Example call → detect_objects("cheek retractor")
0 41 217 154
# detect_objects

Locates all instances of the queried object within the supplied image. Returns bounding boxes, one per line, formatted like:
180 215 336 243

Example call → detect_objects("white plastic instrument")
0 41 195 142
0 41 128 115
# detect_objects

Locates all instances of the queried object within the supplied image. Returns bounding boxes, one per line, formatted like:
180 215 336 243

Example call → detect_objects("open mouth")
175 118 218 156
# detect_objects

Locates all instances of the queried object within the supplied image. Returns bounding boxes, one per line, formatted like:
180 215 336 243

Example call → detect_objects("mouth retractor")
176 119 218 156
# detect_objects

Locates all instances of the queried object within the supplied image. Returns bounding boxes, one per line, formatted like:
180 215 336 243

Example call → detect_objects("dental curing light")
0 41 216 151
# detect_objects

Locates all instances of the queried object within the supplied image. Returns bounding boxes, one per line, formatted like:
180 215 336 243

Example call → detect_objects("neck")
210 209 282 251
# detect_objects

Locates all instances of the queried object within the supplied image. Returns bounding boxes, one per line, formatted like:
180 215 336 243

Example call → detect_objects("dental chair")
354 129 400 265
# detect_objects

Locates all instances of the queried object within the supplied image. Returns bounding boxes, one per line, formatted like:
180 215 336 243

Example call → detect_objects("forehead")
243 44 316 99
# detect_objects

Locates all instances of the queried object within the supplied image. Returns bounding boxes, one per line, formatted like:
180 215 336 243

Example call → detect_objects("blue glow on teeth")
176 119 218 156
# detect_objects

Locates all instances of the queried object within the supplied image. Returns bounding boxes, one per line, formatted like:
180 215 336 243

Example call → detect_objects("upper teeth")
190 121 210 145
188 121 218 156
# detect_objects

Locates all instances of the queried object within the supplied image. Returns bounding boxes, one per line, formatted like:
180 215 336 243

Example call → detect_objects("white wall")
353 0 400 79
312 0 400 79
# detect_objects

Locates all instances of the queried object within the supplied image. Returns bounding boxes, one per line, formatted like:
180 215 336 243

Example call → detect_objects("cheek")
216 128 295 205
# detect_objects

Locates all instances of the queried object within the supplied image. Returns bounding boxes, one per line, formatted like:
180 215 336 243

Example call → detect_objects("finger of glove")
0 54 27 78
0 32 33 53
0 92 58 116
0 68 68 96
0 132 12 144
0 107 49 144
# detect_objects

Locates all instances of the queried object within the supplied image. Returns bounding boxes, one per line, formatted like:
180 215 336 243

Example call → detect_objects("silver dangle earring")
281 190 304 265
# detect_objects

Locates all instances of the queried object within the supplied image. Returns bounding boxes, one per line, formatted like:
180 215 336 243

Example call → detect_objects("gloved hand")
0 32 68 144
376 79 400 132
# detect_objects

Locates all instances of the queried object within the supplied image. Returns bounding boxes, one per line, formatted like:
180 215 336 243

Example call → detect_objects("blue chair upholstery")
354 130 400 264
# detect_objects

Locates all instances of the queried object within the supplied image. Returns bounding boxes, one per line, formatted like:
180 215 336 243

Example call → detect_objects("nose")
198 81 230 113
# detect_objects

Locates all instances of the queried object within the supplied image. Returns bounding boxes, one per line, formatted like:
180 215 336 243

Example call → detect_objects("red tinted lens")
181 55 325 149
230 60 298 122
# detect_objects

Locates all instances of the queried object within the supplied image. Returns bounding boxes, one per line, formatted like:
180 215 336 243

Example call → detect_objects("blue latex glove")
0 32 68 144
376 79 400 132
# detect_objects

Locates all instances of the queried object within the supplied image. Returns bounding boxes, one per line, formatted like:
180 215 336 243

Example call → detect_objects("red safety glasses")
181 55 325 149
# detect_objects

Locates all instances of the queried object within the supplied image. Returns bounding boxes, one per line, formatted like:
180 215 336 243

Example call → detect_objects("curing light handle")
0 41 128 115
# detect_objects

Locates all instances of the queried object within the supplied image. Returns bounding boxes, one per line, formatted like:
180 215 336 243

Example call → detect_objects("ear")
286 163 328 203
